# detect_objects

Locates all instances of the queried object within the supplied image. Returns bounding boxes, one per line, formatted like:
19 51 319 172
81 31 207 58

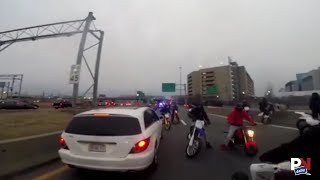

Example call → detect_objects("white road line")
180 119 187 126
269 124 298 131
208 113 298 131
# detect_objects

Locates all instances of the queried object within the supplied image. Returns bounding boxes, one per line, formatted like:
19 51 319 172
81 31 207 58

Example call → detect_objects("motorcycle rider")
259 98 268 113
188 101 212 148
221 103 256 150
309 92 320 120
170 101 179 122
259 98 275 121
259 125 320 179
160 103 171 117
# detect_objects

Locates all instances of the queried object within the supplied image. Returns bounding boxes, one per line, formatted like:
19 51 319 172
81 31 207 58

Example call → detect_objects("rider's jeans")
225 125 240 145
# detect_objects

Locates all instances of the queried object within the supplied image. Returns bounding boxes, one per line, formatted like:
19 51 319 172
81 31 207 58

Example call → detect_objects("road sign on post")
162 83 176 92
207 85 219 95
137 91 145 98
69 65 81 84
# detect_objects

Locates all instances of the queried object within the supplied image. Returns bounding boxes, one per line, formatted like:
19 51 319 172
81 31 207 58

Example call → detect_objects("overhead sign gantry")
0 12 104 106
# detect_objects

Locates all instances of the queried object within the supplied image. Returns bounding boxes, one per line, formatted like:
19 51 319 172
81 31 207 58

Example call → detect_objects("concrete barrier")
0 131 62 177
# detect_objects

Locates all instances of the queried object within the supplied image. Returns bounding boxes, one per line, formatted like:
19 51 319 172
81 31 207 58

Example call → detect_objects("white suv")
58 107 162 172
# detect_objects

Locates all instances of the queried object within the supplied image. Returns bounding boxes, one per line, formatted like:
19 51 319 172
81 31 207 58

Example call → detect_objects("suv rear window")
65 115 141 136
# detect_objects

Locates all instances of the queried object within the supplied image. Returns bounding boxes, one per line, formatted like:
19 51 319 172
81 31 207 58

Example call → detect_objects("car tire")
296 119 307 130
147 146 158 173
300 126 312 136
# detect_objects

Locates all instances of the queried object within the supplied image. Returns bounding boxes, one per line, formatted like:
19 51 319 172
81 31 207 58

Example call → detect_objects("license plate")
89 143 106 152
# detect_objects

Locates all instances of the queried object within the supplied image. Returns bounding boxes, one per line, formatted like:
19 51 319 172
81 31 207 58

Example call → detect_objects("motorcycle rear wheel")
186 137 202 158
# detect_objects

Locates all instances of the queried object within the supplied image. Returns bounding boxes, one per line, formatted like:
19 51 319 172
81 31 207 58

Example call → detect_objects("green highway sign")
207 85 219 95
137 91 145 98
162 83 176 92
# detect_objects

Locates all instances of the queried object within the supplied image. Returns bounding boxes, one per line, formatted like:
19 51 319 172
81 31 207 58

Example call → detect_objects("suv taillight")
130 137 150 154
59 137 69 150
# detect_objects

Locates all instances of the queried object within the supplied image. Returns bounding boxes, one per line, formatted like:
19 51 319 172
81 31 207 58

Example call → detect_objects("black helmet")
235 103 243 111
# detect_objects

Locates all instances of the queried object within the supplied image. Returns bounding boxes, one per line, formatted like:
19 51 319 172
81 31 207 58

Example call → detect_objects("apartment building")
187 61 254 102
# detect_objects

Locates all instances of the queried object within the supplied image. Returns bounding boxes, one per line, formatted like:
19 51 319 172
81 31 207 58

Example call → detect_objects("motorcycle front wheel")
244 146 258 157
164 119 171 131
186 137 202 158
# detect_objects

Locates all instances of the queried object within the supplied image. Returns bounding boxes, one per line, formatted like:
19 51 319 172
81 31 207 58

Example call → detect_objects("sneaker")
206 142 212 149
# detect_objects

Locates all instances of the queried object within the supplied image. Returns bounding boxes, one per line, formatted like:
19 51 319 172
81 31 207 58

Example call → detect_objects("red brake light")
59 137 65 145
59 137 69 150
130 137 150 154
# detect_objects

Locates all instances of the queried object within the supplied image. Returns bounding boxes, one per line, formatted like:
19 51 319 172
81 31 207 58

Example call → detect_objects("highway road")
11 108 299 180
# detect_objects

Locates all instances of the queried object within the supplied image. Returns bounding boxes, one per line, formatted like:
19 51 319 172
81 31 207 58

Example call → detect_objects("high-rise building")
285 67 320 92
187 60 254 102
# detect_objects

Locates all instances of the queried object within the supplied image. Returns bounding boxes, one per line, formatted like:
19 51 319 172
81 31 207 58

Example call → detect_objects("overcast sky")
1 0 320 97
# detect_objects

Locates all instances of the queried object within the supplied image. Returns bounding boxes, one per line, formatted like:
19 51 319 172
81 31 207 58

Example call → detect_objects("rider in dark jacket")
259 126 320 179
259 98 268 113
170 101 179 121
309 92 320 119
188 102 212 148
160 103 171 115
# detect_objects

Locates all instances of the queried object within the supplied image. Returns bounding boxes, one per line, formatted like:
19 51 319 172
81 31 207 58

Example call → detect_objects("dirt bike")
186 120 205 158
225 124 258 157
295 111 319 135
258 111 273 124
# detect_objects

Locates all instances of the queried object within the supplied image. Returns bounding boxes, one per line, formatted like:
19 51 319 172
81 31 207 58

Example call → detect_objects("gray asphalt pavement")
11 108 299 180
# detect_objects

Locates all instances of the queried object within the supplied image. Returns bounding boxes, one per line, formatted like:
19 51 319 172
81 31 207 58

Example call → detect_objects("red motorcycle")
226 125 258 157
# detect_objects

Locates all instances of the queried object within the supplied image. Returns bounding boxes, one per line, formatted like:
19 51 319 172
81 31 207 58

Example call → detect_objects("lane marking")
33 165 68 180
269 124 298 131
180 119 187 126
208 113 298 131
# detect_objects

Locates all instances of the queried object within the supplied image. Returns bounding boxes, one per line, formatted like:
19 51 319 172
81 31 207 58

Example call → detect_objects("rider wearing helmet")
221 103 256 150
188 100 212 148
